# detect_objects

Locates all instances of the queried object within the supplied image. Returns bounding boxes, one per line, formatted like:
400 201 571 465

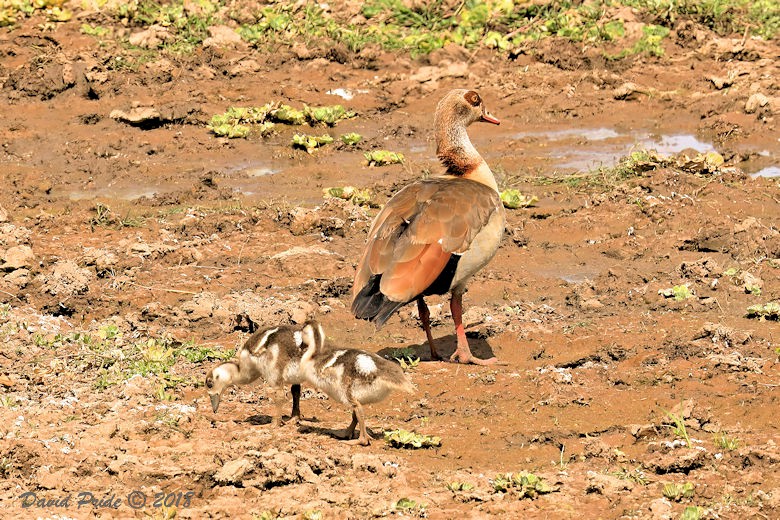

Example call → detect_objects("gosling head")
204 362 239 413
300 319 326 353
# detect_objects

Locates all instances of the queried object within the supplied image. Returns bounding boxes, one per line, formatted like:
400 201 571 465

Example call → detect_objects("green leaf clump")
270 104 306 125
305 104 355 126
292 133 334 153
658 284 693 301
208 105 275 138
384 429 441 449
745 302 780 320
323 185 373 206
662 481 695 501
500 189 538 209
340 132 362 145
491 472 554 498
393 497 426 515
364 150 404 166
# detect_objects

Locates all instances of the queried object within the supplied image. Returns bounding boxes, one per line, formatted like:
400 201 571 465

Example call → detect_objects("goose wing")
352 177 501 306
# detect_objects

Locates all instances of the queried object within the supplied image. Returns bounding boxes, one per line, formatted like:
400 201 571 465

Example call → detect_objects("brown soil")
1 8 779 520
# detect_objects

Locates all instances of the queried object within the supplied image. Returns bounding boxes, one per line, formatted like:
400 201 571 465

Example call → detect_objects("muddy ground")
1 5 779 520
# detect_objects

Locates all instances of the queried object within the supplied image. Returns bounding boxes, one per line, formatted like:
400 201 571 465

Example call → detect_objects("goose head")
434 89 500 180
434 89 500 133
205 362 239 413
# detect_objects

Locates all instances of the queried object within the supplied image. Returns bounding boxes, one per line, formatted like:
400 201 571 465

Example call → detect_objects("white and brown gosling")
298 321 415 446
205 321 320 425
351 89 505 365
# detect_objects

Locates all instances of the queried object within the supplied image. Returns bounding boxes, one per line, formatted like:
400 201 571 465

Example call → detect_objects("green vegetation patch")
681 505 705 520
323 186 373 206
623 0 779 40
111 0 220 53
392 497 427 516
500 189 538 209
491 472 555 498
662 481 696 501
208 102 354 138
9 0 777 59
0 0 72 27
714 433 740 451
659 284 694 301
208 105 275 138
384 429 441 449
745 302 780 320
340 132 362 145
27 321 233 397
292 133 333 153
364 150 404 166
304 104 355 126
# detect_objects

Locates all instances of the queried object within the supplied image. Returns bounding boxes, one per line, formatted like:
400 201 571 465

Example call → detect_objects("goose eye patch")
464 91 481 106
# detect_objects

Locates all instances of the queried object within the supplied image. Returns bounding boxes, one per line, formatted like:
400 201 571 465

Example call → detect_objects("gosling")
205 322 320 425
298 321 415 446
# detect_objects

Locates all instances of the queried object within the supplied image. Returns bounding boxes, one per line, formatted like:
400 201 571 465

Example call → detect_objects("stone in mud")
180 292 221 322
645 447 706 474
110 106 162 125
1 245 34 271
678 258 721 280
214 458 253 485
40 260 93 297
4 268 31 289
585 471 635 495
350 453 384 473
0 206 7 223
737 271 763 294
693 322 752 346
745 93 769 114
35 467 69 490
121 374 154 399
203 25 245 49
128 25 173 48
288 207 321 236
648 497 673 520
82 247 119 272
229 59 262 76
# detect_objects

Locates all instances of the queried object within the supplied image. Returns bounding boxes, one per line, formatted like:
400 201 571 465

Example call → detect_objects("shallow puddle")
497 125 777 176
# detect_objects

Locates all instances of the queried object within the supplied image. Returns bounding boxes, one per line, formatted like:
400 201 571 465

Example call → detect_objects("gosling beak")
210 393 221 413
480 110 500 125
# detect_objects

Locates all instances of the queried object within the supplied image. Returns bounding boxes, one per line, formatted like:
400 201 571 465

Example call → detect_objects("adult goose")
352 89 505 365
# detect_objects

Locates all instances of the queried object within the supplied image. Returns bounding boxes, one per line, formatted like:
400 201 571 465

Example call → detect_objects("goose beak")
210 393 221 413
480 110 500 125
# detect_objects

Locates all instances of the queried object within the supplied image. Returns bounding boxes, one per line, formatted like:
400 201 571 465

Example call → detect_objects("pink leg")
417 297 442 361
449 292 498 365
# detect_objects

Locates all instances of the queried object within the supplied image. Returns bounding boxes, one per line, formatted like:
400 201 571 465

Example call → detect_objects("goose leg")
345 402 370 446
417 297 442 361
289 384 301 423
271 389 284 427
344 409 358 440
449 292 498 365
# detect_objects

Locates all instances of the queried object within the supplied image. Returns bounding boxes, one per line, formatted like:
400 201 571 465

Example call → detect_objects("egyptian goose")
298 321 414 446
351 89 504 365
205 322 320 424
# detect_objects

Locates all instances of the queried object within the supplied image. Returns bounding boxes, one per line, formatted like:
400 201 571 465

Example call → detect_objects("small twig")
740 25 750 47
237 234 251 267
125 281 198 295
0 289 22 301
